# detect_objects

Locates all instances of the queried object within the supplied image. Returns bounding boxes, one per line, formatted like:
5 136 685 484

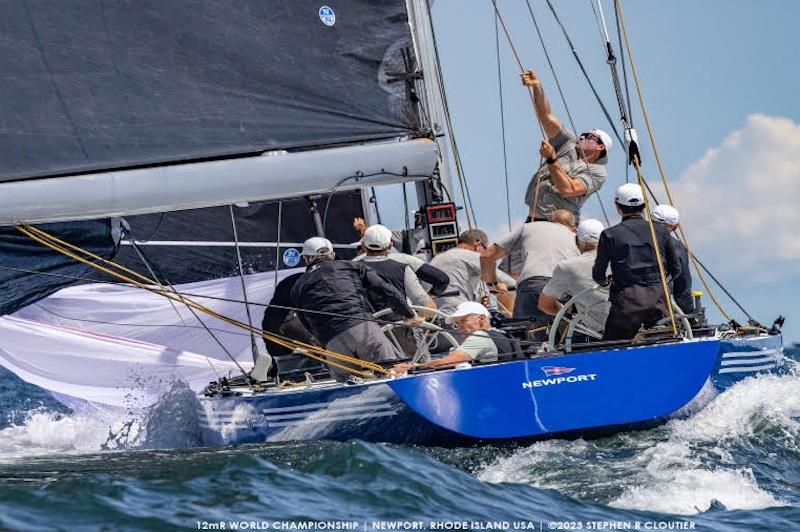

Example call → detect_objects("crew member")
520 69 611 221
353 221 449 296
358 224 435 311
392 302 519 375
290 237 419 377
592 184 681 340
429 228 516 315
262 273 316 350
538 219 610 336
652 204 693 315
481 210 579 328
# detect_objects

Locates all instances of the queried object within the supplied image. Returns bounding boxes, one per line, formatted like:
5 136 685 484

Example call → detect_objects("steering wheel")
548 286 694 351
372 305 460 364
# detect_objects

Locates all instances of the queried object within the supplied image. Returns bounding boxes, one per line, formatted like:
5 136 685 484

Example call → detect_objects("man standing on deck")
290 237 420 378
520 69 610 221
592 184 681 340
480 210 579 331
652 204 694 315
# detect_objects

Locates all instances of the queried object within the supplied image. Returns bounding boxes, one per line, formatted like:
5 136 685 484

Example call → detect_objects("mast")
406 0 462 221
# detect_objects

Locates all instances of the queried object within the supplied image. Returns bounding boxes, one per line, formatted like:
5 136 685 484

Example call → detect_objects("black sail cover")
0 0 419 182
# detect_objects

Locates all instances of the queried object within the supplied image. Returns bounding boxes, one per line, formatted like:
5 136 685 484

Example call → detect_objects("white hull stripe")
261 396 390 414
199 410 398 429
720 356 777 366
267 411 398 427
196 397 392 419
265 404 396 421
199 403 396 422
718 363 777 374
722 349 780 359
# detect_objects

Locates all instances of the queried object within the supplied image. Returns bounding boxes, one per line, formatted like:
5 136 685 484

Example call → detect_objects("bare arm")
480 244 507 284
537 293 562 316
521 70 563 139
393 350 472 376
492 282 515 318
540 141 588 198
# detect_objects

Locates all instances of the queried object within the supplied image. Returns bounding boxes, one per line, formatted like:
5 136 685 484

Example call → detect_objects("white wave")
478 373 800 515
609 440 784 515
0 411 116 460
667 373 800 443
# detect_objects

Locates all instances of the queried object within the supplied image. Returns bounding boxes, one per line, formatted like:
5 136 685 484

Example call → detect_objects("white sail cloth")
0 270 300 408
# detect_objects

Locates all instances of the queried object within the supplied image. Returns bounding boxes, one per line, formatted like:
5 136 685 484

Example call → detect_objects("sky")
373 0 800 342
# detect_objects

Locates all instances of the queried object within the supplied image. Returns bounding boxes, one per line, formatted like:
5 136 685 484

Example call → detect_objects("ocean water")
0 348 798 531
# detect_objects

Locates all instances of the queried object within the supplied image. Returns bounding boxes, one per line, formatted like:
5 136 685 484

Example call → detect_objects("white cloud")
651 114 800 283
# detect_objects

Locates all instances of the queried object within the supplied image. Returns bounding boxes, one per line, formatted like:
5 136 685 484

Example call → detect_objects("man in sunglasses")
521 69 611 222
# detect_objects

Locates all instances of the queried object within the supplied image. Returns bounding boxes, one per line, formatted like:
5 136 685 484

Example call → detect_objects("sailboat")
0 0 785 446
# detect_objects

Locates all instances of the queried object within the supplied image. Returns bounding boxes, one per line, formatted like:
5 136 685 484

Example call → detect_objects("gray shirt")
358 255 429 306
496 221 580 281
525 128 607 219
542 250 610 332
457 328 500 363
430 247 516 314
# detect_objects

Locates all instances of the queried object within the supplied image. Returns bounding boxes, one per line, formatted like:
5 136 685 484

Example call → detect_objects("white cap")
576 218 605 244
362 224 393 251
615 183 644 207
301 236 333 257
652 204 680 225
446 301 491 323
588 128 613 152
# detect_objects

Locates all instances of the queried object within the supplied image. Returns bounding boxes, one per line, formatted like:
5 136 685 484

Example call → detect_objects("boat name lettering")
522 373 598 389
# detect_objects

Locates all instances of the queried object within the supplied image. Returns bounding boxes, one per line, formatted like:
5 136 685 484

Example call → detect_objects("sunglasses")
579 132 603 145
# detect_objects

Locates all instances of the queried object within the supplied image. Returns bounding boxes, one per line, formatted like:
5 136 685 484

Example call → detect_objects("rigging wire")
614 0 635 130
129 238 247 381
274 200 283 287
127 229 223 380
16 224 391 377
2 256 555 351
230 204 259 362
494 11 513 231
541 0 623 147
490 0 550 215
425 0 477 227
632 157 678 336
523 0 610 226
31 302 250 336
615 1 739 324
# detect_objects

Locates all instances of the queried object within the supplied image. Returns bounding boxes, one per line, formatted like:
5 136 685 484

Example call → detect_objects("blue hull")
200 336 784 446
713 333 785 390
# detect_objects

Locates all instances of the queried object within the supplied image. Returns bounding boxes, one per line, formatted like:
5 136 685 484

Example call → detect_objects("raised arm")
521 69 563 139
480 244 508 285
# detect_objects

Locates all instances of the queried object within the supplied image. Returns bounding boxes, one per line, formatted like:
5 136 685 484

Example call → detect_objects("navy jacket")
593 215 681 297
670 236 693 314
291 259 413 345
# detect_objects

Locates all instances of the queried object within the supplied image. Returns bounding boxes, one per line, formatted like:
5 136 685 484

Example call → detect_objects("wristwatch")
545 157 556 165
